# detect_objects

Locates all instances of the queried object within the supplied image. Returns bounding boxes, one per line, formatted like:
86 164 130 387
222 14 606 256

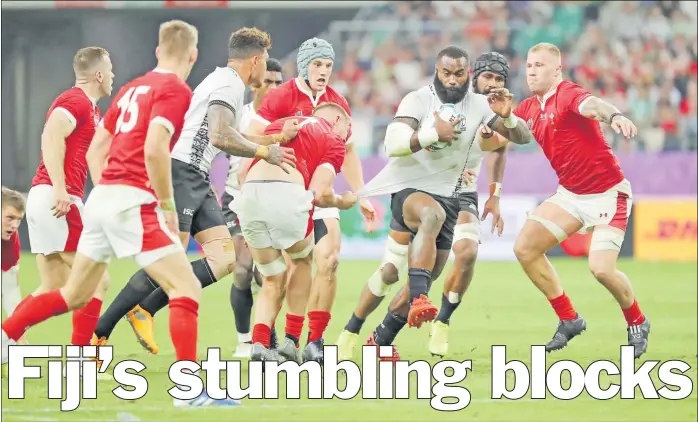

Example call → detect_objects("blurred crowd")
285 1 697 154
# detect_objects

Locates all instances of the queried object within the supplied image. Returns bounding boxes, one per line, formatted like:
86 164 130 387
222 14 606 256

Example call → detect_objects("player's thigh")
144 249 200 301
452 210 480 265
35 253 71 291
232 234 253 270
398 190 447 233
313 218 341 266
248 245 286 278
191 188 227 239
172 159 208 235
516 200 584 257
26 185 84 255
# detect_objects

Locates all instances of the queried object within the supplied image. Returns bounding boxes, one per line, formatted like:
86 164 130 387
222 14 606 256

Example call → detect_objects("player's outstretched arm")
578 96 638 138
309 166 356 210
208 103 271 158
41 110 76 196
86 126 114 185
477 125 509 151
487 115 534 145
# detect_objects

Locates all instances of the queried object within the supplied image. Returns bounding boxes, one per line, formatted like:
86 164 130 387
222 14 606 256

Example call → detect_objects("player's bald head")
228 27 272 61
73 47 109 76
158 20 199 59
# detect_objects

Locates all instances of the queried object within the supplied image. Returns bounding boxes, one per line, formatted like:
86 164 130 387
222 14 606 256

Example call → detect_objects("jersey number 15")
115 86 151 134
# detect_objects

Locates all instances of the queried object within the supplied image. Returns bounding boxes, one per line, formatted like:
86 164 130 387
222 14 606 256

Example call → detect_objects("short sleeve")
150 84 193 136
560 82 593 116
256 87 289 125
394 91 425 123
319 134 347 175
209 83 244 122
513 100 527 120
53 92 87 128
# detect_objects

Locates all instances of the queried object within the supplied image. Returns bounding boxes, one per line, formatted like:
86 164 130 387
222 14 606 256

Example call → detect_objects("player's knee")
420 206 446 233
381 263 400 285
588 260 615 284
315 250 339 277
453 240 478 267
513 238 537 263
233 264 253 290
202 238 237 280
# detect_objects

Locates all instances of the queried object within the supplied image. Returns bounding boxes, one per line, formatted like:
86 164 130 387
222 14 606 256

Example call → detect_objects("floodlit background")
1 1 696 421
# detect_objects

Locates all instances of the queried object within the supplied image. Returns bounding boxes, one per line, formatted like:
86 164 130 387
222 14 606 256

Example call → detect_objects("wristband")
159 198 176 212
502 114 518 128
609 113 623 124
254 144 270 159
417 126 439 148
489 182 502 198
270 133 286 144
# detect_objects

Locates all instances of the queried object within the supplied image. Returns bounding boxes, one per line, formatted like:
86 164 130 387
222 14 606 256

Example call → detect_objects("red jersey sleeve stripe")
150 116 175 136
318 162 337 176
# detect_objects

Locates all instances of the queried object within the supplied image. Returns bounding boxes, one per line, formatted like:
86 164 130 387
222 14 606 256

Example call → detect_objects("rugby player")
2 188 26 333
496 43 648 358
2 21 239 407
92 29 296 355
240 103 355 362
224 58 285 358
357 46 533 360
336 52 513 359
22 47 113 347
246 38 377 361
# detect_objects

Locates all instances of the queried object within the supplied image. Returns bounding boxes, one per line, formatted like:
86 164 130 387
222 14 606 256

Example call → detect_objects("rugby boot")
407 295 438 328
545 314 587 352
277 337 300 363
125 305 159 355
336 330 358 361
366 334 400 362
90 334 113 379
251 342 287 363
428 321 450 357
302 338 324 365
627 317 650 359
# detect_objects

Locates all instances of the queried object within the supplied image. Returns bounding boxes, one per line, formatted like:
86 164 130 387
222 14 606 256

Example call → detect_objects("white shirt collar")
537 79 564 108
294 77 326 108
152 67 174 74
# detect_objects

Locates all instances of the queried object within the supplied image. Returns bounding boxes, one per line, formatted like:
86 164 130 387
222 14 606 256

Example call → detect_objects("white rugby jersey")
363 85 495 198
224 102 255 195
171 66 246 173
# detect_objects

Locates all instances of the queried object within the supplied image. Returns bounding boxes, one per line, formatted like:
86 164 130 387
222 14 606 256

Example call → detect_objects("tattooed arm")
487 115 534 145
208 103 267 158
577 96 621 123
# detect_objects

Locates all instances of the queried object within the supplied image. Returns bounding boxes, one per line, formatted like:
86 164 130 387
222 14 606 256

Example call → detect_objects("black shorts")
389 188 460 250
314 218 329 244
172 159 225 236
457 191 479 218
220 191 242 237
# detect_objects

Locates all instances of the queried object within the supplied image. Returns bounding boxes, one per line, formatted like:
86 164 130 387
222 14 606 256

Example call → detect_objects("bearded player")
336 52 514 359
22 47 113 348
357 46 533 360
246 37 377 361
225 58 285 358
92 29 296 355
485 43 647 358
239 104 356 362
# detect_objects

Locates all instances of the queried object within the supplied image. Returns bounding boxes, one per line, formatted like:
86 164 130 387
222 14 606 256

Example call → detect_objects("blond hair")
158 20 199 59
73 47 109 75
529 42 561 56
313 102 350 120
1 187 26 213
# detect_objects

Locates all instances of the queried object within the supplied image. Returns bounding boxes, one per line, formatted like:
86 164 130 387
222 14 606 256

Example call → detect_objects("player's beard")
434 73 470 104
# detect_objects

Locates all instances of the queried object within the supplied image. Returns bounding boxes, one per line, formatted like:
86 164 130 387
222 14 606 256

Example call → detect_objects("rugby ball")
424 103 464 152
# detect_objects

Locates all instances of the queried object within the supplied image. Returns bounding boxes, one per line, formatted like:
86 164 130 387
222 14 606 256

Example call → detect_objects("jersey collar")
537 79 563 108
152 67 174 74
294 77 326 108
74 86 97 106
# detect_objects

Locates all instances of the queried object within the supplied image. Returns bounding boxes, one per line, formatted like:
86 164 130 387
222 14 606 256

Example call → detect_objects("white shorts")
26 185 84 254
237 181 314 250
313 206 340 221
76 185 182 268
546 179 633 233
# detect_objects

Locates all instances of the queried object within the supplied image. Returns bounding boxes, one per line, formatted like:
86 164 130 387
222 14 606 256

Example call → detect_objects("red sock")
252 323 271 348
71 298 103 346
169 297 199 362
549 293 577 321
285 314 305 346
622 299 645 326
307 311 331 343
13 294 34 315
2 290 69 341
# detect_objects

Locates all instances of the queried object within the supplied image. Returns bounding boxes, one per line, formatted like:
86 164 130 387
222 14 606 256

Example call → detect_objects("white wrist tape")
502 114 518 129
417 126 440 148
